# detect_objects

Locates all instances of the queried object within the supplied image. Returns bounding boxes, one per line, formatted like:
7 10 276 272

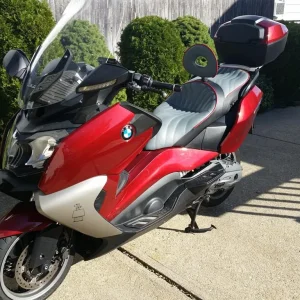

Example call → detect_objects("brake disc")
15 246 60 290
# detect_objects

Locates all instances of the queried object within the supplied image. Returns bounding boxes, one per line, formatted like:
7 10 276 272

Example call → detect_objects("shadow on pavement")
193 134 300 224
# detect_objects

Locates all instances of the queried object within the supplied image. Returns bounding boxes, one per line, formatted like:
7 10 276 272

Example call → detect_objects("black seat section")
145 66 249 150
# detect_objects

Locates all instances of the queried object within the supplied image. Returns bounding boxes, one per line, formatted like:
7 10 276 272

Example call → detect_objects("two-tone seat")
145 45 250 150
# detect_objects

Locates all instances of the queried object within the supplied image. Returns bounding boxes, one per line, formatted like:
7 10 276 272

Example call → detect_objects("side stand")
185 196 216 233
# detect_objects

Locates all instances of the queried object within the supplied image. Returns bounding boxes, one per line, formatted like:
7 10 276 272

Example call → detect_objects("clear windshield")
22 0 112 109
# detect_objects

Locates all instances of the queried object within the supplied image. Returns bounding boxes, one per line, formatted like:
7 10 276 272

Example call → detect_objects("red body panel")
258 19 288 44
39 104 153 195
100 148 218 220
0 203 53 238
220 86 263 153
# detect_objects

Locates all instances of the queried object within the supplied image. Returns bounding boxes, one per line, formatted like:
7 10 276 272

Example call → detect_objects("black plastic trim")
201 121 228 151
0 112 19 163
120 102 162 138
94 191 106 211
0 170 39 192
240 69 260 98
112 173 180 226
117 171 129 195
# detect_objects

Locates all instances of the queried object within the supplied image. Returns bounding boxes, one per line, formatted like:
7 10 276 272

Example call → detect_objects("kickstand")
185 196 216 233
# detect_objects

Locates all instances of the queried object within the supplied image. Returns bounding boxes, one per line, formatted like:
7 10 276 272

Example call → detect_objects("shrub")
118 16 188 111
173 16 217 66
39 20 111 71
60 20 111 66
262 21 300 107
0 0 55 140
111 89 128 106
256 74 274 113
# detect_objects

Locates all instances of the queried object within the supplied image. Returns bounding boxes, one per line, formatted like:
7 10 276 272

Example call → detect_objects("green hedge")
118 16 188 111
40 20 111 71
256 74 274 113
262 21 300 107
0 0 55 140
173 15 216 59
60 20 110 66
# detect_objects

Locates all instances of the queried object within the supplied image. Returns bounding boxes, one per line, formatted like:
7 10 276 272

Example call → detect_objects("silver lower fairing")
34 176 122 238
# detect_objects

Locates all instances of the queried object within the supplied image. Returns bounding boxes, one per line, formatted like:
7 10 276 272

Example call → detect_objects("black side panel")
112 173 180 226
94 191 106 211
120 102 162 137
185 130 206 149
0 112 19 163
117 171 129 194
201 120 227 151
130 114 158 137
0 170 39 201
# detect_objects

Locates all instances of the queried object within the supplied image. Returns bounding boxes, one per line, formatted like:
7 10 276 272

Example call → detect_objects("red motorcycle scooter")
0 1 288 298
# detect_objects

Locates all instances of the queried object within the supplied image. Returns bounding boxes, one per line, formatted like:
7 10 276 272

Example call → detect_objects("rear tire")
202 186 235 207
202 151 240 207
0 233 73 300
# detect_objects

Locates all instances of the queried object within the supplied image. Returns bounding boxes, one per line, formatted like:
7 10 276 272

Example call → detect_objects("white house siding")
274 0 300 21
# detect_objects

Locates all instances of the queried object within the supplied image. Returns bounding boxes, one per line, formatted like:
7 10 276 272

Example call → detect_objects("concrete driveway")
0 107 299 299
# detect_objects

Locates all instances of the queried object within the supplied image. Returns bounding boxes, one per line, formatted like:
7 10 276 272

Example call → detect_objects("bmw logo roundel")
121 125 134 140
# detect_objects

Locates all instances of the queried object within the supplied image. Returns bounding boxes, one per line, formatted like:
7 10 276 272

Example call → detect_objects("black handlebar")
152 80 182 92
132 73 182 93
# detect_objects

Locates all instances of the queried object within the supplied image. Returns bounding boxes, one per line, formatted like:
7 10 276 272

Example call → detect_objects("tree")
262 21 300 107
60 20 111 66
118 16 188 111
256 74 274 112
173 16 216 66
0 0 55 140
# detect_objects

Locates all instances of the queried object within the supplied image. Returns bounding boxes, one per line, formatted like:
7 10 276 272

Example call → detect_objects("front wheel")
0 232 73 300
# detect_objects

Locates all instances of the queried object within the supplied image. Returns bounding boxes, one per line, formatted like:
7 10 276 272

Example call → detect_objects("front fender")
0 202 53 239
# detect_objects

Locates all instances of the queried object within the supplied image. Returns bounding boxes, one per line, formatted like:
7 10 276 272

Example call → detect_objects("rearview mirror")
3 49 29 80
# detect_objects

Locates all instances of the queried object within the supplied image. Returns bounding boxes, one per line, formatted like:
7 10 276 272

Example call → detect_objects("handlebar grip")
152 80 182 92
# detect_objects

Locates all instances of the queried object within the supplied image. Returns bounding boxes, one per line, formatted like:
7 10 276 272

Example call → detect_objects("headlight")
26 136 57 169
77 79 117 93
3 134 57 172
2 122 60 175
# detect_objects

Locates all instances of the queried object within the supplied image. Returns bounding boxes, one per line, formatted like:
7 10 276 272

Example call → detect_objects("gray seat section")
146 81 216 150
207 67 250 104
145 67 249 151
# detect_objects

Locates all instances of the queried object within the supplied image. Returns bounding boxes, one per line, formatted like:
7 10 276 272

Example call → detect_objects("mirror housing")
3 49 29 80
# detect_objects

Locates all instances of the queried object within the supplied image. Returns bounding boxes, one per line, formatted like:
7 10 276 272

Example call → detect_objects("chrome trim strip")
219 63 260 72
35 176 122 238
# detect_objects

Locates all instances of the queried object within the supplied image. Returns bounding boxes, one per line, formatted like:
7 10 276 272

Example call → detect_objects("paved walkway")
1 107 299 299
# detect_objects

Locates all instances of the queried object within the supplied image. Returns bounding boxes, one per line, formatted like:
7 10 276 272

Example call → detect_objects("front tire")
0 233 73 300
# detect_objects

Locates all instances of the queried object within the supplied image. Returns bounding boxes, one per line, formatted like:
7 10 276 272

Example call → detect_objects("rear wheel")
202 186 235 207
0 231 73 300
202 151 240 207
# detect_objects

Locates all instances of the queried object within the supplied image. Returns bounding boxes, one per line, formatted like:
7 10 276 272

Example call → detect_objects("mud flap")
249 123 254 134
0 202 53 239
